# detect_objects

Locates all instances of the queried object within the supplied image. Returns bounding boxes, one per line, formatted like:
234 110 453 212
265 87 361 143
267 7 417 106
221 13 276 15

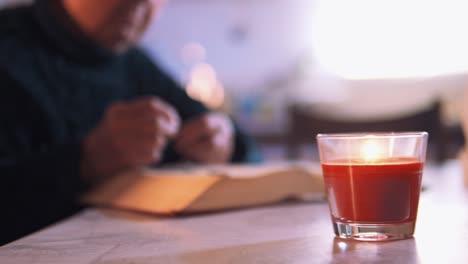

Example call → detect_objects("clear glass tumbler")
317 132 428 241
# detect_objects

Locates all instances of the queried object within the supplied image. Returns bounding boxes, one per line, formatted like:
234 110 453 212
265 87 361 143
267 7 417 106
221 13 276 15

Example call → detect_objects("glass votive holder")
317 132 428 241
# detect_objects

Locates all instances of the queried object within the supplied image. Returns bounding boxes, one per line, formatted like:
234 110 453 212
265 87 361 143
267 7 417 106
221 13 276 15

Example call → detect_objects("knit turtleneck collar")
32 0 118 64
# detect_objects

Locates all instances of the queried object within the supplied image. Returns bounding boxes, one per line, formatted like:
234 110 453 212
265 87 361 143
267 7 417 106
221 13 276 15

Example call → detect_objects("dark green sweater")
0 1 260 245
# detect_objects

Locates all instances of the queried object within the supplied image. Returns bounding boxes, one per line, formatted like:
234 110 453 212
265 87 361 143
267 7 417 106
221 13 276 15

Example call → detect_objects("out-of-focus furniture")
287 101 448 162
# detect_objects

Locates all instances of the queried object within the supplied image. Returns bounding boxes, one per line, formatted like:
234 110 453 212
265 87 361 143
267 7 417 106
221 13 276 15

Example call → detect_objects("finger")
175 132 230 163
112 108 179 138
119 135 167 165
176 115 221 147
144 98 180 133
124 98 180 136
127 129 169 152
175 126 220 150
185 144 226 163
123 97 175 120
141 116 179 137
176 141 216 163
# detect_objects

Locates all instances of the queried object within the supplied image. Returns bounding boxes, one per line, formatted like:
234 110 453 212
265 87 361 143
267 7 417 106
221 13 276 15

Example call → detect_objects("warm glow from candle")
362 140 381 162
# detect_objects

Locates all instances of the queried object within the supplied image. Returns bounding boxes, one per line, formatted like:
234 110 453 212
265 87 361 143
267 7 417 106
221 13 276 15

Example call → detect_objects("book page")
148 161 322 179
82 169 221 214
84 162 324 214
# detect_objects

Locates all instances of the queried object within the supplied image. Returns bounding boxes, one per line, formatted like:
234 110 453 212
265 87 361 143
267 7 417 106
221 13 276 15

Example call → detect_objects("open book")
82 162 325 215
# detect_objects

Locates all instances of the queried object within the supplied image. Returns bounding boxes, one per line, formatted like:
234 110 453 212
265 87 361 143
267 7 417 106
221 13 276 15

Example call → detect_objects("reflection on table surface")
0 160 467 264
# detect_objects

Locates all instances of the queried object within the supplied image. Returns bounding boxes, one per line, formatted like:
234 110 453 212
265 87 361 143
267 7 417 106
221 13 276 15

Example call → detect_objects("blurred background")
2 0 466 162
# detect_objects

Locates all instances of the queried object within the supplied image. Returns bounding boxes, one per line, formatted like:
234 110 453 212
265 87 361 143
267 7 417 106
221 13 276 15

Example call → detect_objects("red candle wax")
322 157 423 223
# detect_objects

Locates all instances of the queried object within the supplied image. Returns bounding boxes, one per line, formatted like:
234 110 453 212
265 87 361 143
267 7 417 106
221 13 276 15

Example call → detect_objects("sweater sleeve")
128 49 263 163
0 70 85 244
129 49 207 121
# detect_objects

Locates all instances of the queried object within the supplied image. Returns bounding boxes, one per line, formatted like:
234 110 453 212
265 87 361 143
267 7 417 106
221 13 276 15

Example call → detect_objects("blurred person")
0 0 260 245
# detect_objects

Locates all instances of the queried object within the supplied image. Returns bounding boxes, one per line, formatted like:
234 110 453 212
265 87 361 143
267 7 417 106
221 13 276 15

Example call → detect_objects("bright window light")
311 0 468 79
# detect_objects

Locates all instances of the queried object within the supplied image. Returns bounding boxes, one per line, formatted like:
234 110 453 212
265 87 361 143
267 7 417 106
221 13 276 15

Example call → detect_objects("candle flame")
362 140 380 162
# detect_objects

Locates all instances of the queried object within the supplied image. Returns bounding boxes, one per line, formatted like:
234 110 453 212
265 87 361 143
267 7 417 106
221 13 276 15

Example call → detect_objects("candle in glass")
317 132 427 241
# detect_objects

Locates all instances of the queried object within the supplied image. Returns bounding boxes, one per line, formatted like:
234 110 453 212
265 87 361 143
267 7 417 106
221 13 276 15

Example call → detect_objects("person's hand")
81 97 180 181
174 113 234 164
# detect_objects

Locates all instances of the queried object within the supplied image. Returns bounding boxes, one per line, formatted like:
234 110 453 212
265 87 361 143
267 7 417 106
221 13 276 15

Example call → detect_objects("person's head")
62 0 164 53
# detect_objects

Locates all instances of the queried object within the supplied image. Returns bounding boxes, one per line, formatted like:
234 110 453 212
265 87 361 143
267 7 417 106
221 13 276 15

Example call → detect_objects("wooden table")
1 160 467 264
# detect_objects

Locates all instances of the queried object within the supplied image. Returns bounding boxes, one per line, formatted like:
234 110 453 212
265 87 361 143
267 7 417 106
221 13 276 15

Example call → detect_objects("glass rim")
317 131 428 139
